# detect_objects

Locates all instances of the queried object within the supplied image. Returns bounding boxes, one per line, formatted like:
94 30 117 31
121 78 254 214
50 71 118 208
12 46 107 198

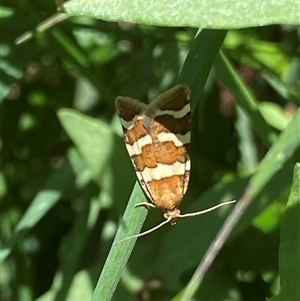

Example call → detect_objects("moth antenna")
177 200 236 218
114 217 172 244
135 202 156 209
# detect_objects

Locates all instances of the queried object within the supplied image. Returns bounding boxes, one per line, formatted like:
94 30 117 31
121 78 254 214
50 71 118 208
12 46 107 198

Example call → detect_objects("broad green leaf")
63 0 300 28
58 109 114 183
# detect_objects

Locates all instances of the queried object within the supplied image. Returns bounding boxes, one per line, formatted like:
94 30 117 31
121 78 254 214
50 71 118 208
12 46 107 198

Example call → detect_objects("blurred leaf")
0 5 14 18
0 172 7 198
58 109 135 209
262 72 300 105
214 51 278 147
0 5 43 101
258 101 292 131
236 107 258 172
58 109 114 183
53 184 92 301
63 0 300 28
224 31 291 75
0 159 75 262
269 163 300 301
36 268 95 301
247 110 300 200
253 200 285 234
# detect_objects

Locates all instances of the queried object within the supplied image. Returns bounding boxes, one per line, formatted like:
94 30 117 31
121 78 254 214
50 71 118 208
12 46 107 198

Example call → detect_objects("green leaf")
0 159 75 262
92 183 147 301
248 110 300 200
0 5 42 101
178 29 227 106
214 51 278 148
58 109 114 183
262 72 300 105
258 101 292 131
269 163 300 301
63 0 300 28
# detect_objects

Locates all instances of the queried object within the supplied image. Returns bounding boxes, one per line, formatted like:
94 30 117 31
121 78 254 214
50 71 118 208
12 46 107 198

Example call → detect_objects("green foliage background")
1 1 299 301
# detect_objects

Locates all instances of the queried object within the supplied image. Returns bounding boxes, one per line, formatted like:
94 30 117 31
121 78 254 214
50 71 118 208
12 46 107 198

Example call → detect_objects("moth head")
163 208 181 225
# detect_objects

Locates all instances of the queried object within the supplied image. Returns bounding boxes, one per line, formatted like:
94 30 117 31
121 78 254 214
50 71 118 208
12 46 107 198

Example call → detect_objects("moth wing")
143 85 191 200
115 96 154 201
116 85 192 205
146 84 191 117
115 96 146 126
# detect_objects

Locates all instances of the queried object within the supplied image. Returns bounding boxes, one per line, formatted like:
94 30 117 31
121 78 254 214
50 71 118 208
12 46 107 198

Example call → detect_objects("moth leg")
135 202 156 209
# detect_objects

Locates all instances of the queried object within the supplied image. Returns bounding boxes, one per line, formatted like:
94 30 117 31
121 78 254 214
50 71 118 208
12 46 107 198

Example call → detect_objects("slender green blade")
269 163 300 301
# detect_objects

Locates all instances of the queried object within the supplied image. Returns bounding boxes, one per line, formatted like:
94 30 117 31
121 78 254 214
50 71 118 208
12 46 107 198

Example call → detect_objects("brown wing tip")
115 96 146 117
173 84 191 99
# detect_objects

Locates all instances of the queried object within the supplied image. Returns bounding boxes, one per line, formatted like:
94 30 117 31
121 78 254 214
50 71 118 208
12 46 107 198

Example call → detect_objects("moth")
115 84 235 240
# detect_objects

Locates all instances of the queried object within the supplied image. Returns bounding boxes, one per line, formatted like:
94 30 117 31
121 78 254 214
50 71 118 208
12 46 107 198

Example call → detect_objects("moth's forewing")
115 85 191 214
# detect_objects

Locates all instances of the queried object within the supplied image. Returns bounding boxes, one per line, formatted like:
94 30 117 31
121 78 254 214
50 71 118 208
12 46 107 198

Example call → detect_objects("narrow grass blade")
214 51 277 147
